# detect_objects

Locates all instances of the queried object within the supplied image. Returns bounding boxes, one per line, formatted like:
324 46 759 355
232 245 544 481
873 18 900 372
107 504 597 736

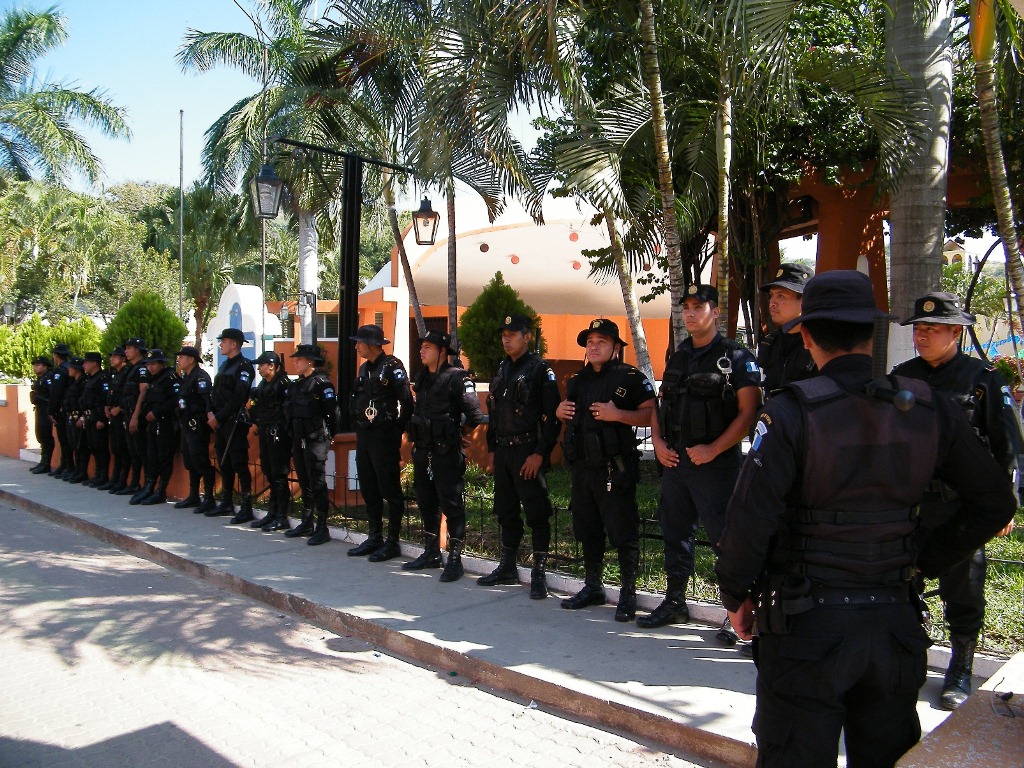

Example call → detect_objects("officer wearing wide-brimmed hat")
283 343 342 545
76 352 111 487
715 270 1017 766
555 318 655 621
102 346 131 492
115 337 150 496
403 329 487 581
892 290 1021 710
130 349 180 506
61 356 88 483
347 324 412 561
247 349 292 531
207 327 256 523
29 354 55 474
478 314 561 599
757 263 817 398
174 346 215 513
47 343 74 478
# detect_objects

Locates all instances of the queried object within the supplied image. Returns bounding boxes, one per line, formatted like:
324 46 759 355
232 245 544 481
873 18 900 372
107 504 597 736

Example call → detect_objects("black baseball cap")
110 346 126 358
124 337 147 352
67 356 85 371
782 270 886 332
290 344 324 363
83 352 103 365
176 346 201 360
498 314 533 333
145 349 170 364
679 284 719 305
901 292 976 327
350 324 390 346
761 263 814 295
52 343 71 357
418 330 454 354
255 350 282 366
576 318 628 347
32 355 51 366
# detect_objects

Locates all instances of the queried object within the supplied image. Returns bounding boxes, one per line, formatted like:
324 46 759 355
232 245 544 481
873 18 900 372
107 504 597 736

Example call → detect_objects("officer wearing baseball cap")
347 325 412 561
116 338 151 497
61 357 88 483
892 290 1021 710
247 349 292 530
29 355 55 474
101 346 131 492
173 346 215 512
715 270 1017 766
556 318 656 621
757 263 817 398
131 350 180 506
76 352 111 487
208 327 256 523
47 343 74 478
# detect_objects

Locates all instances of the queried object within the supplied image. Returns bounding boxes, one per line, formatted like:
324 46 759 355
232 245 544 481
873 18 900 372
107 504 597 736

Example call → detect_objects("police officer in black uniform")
757 263 816 397
102 346 131 492
29 355 55 474
174 346 215 513
347 325 412 561
132 349 180 506
641 285 760 634
892 291 1021 710
403 330 488 582
283 344 342 546
47 343 73 478
715 271 1017 767
116 338 149 496
77 351 111 486
62 357 88 483
479 315 561 599
556 319 656 621
249 350 292 531
206 328 255 523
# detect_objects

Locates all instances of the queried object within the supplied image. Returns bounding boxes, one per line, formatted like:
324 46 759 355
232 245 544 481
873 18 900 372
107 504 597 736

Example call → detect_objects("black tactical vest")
488 355 545 437
351 354 403 428
563 364 638 468
660 338 741 446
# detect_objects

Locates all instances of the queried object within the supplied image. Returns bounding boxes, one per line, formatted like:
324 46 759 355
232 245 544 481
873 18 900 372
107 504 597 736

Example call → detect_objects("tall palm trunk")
604 208 654 383
446 187 459 357
298 208 318 345
383 175 426 337
716 64 733 335
639 0 685 344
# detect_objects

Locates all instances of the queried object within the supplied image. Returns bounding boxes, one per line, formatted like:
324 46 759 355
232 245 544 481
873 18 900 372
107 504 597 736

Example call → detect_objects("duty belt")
495 431 535 447
810 584 911 607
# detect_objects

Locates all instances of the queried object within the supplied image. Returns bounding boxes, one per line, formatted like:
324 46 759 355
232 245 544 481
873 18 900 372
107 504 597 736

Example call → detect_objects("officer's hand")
104 407 111 418
49 415 56 424
589 400 618 422
555 400 575 421
486 452 494 473
129 418 138 434
685 443 717 466
654 438 679 468
146 412 155 422
997 519 1016 538
96 421 105 431
728 598 756 641
207 413 218 430
251 425 258 436
520 453 543 480
110 406 120 416
461 432 473 450
75 418 84 428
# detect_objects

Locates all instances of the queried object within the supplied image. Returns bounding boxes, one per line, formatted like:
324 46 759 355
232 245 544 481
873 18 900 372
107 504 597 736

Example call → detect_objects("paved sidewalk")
0 455 963 767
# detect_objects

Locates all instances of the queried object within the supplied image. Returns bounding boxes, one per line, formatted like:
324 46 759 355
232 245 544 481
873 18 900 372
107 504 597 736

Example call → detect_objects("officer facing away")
480 314 562 599
715 271 1016 767
556 319 656 622
29 355 55 474
757 263 817 397
892 291 1020 710
249 350 292 531
207 327 256 523
347 324 412 562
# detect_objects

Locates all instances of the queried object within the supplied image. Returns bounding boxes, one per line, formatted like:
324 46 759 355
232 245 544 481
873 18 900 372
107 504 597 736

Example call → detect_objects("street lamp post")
279 291 317 354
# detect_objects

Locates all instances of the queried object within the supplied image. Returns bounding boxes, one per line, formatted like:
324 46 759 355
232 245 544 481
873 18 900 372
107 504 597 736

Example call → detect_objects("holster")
758 575 813 635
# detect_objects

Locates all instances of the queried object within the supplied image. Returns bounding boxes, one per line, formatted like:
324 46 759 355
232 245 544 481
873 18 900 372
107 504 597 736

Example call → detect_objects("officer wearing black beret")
132 349 180 506
77 351 111 486
347 325 411 561
174 346 215 513
248 350 292 531
115 338 150 496
403 330 488 581
556 319 656 621
284 344 342 545
47 343 74 478
479 315 561 599
892 290 1021 709
757 263 817 398
715 270 1017 766
29 355 55 474
102 346 131 492
207 327 256 523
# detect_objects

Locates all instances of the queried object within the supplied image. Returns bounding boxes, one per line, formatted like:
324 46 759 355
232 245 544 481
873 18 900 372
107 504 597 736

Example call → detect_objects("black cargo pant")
53 410 72 470
355 423 404 541
291 430 330 515
180 420 214 492
215 421 251 499
127 417 148 486
35 409 54 468
412 446 466 542
569 461 639 568
85 419 110 481
492 440 552 552
258 424 292 512
145 418 177 488
108 413 129 483
919 493 986 636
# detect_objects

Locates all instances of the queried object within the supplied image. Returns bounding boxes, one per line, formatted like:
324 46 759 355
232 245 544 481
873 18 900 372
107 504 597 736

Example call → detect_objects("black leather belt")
811 585 910 607
496 432 534 447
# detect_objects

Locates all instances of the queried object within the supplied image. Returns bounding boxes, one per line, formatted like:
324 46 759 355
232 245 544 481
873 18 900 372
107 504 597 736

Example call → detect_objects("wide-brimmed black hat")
576 318 628 347
418 330 454 354
290 344 325 363
760 263 814 295
67 356 85 371
782 270 886 332
145 349 170 364
901 291 976 327
52 343 71 357
350 324 390 346
32 355 51 366
498 314 533 334
255 350 282 366
110 346 126 358
83 352 103 365
678 284 719 305
176 346 200 360
124 337 147 352
217 327 247 344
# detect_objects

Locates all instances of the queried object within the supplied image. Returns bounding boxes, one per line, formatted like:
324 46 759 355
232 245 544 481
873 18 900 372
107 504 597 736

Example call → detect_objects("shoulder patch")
393 369 405 381
746 361 760 374
322 386 336 400
1002 385 1013 407
546 367 556 382
751 419 769 451
53 373 61 381
464 379 476 393
239 371 251 382
642 379 654 393
198 380 208 390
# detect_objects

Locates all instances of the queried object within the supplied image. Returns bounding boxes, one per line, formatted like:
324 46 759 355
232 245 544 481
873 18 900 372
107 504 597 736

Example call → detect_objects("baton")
218 405 247 467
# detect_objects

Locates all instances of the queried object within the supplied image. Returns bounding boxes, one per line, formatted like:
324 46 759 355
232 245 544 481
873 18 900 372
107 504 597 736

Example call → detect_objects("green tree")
459 272 544 381
101 291 187 358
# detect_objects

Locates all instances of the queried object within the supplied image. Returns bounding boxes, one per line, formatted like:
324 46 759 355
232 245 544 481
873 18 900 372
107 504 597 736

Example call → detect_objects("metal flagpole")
179 109 185 324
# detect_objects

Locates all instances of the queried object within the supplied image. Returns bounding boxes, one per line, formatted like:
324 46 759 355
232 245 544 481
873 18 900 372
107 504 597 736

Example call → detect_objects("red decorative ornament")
569 231 579 242
572 260 581 270
510 255 520 264
479 243 489 253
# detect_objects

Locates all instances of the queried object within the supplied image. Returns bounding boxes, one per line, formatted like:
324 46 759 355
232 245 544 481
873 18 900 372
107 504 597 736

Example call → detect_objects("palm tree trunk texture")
298 209 318 346
388 203 426 338
716 65 733 336
639 0 686 345
447 188 459 357
604 209 655 383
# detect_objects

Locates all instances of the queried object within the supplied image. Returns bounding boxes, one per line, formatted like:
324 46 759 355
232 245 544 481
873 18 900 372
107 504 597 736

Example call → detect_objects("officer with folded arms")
100 346 130 492
132 349 180 506
207 328 256 523
174 346 215 513
29 355 55 474
249 350 292 531
77 351 111 487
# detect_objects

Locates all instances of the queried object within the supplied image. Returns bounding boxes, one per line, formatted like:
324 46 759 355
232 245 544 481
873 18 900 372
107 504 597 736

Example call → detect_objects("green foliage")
0 313 100 378
100 291 187 357
49 316 102 356
941 261 1006 324
458 272 544 381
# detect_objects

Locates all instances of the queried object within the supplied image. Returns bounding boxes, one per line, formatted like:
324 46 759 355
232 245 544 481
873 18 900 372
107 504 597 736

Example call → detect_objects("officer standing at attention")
47 343 73 478
347 325 412 561
77 351 111 487
116 338 149 497
100 347 130 492
29 355 55 474
207 328 255 524
132 349 180 506
715 271 1017 767
62 356 88 483
284 344 342 546
556 319 656 621
174 346 215 513
891 291 1020 710
403 330 488 582
640 285 760 634
757 263 816 396
479 315 561 599
248 350 292 531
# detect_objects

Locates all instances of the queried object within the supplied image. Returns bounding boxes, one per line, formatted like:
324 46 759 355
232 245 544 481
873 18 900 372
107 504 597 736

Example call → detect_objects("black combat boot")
560 563 607 610
530 552 549 600
129 481 155 505
614 547 639 622
637 576 690 628
261 492 291 531
402 533 443 570
251 491 276 528
307 510 331 546
439 539 465 582
940 633 977 710
285 508 315 538
716 617 739 646
477 546 519 586
206 492 234 518
230 495 255 525
95 477 115 490
174 475 202 509
368 540 402 562
348 520 384 556
139 482 168 506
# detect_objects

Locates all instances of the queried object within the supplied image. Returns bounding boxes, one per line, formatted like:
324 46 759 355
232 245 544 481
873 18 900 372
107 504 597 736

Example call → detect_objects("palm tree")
0 7 129 183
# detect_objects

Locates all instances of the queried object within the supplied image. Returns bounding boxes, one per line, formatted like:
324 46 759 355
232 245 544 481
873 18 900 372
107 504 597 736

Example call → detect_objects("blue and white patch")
393 369 405 381
746 361 760 374
642 379 655 393
322 387 336 400
751 419 769 451
464 380 477 393
546 368 556 382
53 373 61 381
198 380 208 390
1002 385 1014 408
239 371 252 383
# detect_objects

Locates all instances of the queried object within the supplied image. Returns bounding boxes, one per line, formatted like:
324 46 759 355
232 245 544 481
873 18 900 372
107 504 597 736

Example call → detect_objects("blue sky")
13 0 264 191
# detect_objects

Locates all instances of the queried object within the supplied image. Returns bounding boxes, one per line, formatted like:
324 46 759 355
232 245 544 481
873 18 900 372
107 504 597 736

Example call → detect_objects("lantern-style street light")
412 197 440 246
249 163 285 219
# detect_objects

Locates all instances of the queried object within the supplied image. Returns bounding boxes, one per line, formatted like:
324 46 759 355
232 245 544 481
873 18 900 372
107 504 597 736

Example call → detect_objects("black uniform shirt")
756 329 816 397
78 369 111 424
121 361 149 416
351 353 412 431
47 362 70 418
141 368 181 420
486 352 561 457
62 374 85 416
31 368 53 411
412 362 487 427
286 370 342 437
177 367 213 422
106 364 129 409
715 354 1018 611
211 354 255 424
250 374 290 428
